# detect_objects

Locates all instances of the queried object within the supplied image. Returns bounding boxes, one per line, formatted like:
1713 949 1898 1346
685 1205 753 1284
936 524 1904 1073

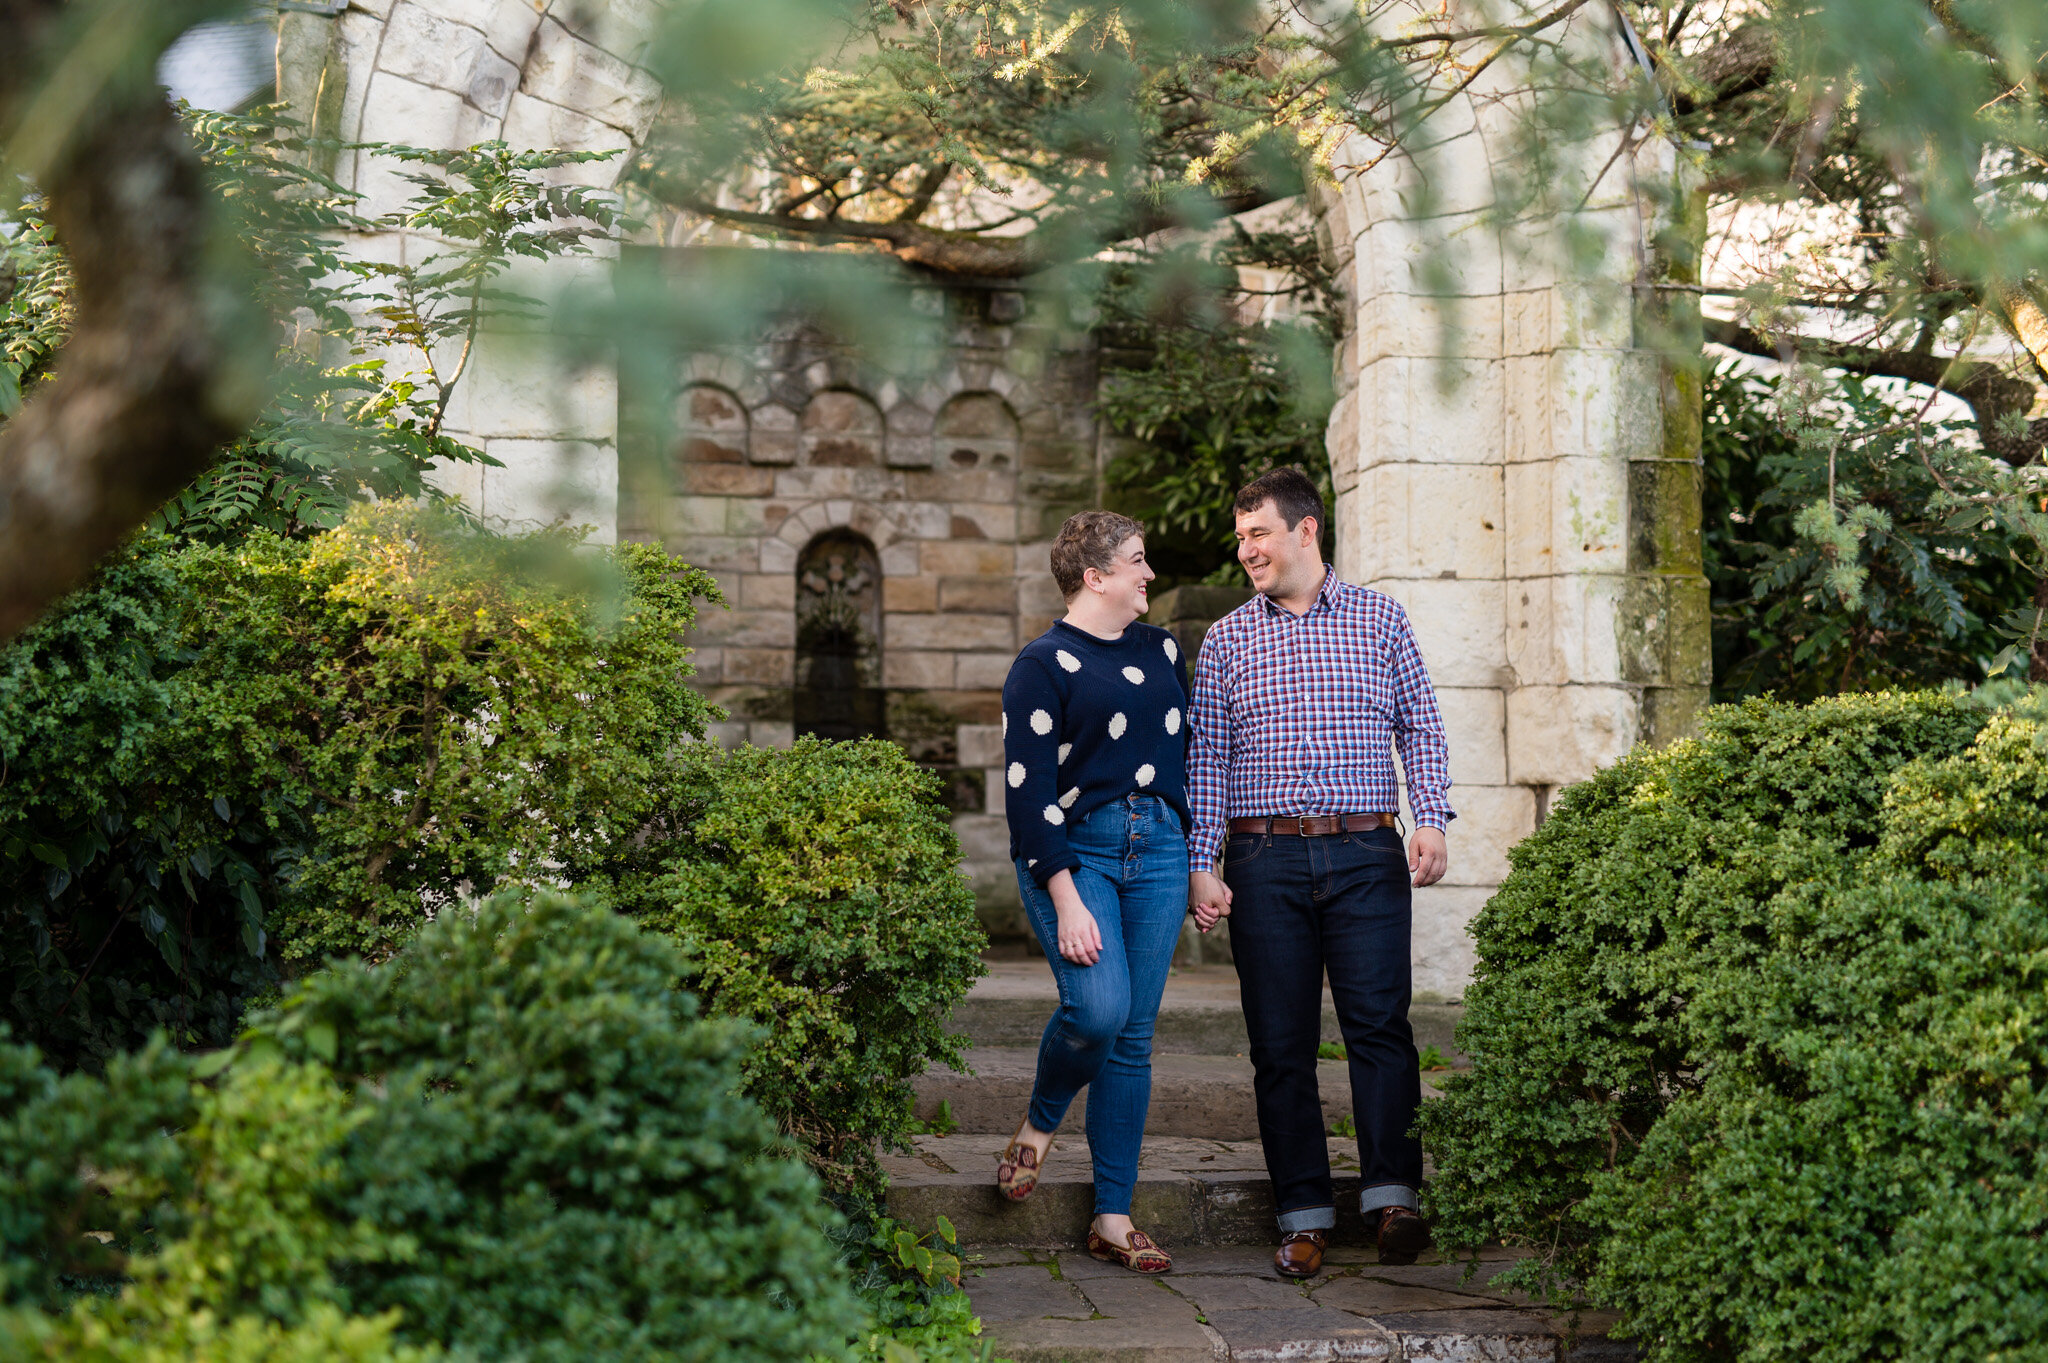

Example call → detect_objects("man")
1186 466 1453 1278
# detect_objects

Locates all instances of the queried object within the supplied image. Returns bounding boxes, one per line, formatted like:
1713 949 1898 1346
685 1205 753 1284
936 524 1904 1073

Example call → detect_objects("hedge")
1422 687 2048 1362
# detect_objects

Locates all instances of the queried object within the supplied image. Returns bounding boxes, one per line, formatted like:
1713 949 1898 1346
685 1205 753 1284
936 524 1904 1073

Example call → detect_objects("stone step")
882 1131 1462 1252
914 1046 1448 1139
959 1241 1629 1363
953 961 1466 1062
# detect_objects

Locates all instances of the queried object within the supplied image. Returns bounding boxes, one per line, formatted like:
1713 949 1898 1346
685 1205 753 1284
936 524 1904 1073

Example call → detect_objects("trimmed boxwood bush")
0 892 859 1363
593 737 988 1199
1423 688 2048 1361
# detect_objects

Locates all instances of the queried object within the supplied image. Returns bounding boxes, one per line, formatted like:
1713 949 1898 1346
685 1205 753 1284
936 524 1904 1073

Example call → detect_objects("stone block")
956 653 1012 689
1506 685 1639 786
1356 291 1504 366
1411 883 1490 1000
751 721 795 750
1368 579 1507 691
1627 458 1705 574
669 534 758 574
1356 210 1504 298
772 467 857 501
501 93 632 181
1502 289 1553 357
668 496 728 536
939 575 1017 615
476 0 544 60
354 73 469 208
948 501 1016 540
681 464 774 496
890 612 1014 651
957 723 1005 768
687 647 722 683
439 332 614 440
882 575 938 613
1505 575 1627 687
737 573 794 610
879 541 921 576
1503 456 1630 579
1435 686 1506 788
1355 356 1505 468
1503 355 1554 463
920 541 1014 576
1550 349 1662 461
721 648 792 687
703 720 749 750
1436 785 1533 886
480 438 616 541
882 651 954 689
760 538 798 573
1346 462 1504 583
1618 573 1713 688
690 608 794 648
379 2 507 106
519 17 663 134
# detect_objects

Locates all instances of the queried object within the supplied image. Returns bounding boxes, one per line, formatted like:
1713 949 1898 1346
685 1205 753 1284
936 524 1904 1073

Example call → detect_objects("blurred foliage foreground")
0 892 982 1363
1422 683 2048 1362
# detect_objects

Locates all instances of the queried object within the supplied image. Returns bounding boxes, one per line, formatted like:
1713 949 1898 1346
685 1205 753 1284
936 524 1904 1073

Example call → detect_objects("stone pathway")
963 1242 1625 1363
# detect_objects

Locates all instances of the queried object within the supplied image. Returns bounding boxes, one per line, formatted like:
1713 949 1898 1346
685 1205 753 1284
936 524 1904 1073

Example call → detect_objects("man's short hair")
1234 467 1324 532
1050 510 1145 600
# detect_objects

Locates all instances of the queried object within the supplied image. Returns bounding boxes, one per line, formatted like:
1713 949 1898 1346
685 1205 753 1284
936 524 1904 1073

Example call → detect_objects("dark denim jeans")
1016 794 1189 1216
1223 825 1421 1231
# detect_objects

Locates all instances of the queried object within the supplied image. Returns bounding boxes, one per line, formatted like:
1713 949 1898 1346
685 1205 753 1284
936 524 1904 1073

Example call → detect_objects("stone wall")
618 272 1112 937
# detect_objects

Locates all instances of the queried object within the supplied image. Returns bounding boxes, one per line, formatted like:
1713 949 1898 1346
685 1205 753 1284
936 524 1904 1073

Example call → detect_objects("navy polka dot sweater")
1002 619 1192 886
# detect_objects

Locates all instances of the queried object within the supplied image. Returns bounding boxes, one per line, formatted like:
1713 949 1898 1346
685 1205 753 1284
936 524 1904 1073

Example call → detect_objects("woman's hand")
1047 871 1102 965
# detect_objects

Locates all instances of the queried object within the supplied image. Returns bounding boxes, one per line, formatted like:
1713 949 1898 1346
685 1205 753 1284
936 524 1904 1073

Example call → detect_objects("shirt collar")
1259 564 1337 618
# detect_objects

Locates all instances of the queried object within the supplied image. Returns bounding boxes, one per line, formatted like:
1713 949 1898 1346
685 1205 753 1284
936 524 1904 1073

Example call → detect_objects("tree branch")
0 3 259 643
1668 22 1776 116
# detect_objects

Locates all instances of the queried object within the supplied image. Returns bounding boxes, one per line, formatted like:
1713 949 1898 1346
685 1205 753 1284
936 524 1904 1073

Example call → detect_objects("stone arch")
673 383 749 467
800 389 887 468
934 392 1021 472
793 529 885 740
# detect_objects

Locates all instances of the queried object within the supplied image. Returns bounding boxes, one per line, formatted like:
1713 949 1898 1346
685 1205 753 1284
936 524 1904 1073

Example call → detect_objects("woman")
995 510 1191 1274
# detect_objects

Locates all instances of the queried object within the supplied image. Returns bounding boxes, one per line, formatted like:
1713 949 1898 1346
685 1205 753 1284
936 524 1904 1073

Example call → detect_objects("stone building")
282 0 1707 997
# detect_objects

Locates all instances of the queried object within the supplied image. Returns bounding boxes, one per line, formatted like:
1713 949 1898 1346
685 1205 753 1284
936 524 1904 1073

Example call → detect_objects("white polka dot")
1165 707 1182 735
1007 762 1027 788
1059 787 1080 809
1135 764 1156 787
1030 709 1053 735
1002 713 1009 736
1056 649 1081 673
1108 712 1127 740
1058 743 1072 763
1043 804 1064 826
1163 637 1179 663
1122 666 1146 685
1028 858 1038 868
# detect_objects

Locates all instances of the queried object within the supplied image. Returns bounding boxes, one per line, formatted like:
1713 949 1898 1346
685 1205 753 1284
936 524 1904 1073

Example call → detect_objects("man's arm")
1185 629 1234 922
1385 602 1454 887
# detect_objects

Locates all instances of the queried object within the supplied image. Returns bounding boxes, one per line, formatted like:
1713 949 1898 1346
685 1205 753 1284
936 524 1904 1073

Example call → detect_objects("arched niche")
800 389 885 467
934 391 1020 471
794 529 886 740
674 383 749 466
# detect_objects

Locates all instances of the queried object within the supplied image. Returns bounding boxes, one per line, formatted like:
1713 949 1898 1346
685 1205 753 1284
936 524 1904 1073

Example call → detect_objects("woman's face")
1086 535 1155 620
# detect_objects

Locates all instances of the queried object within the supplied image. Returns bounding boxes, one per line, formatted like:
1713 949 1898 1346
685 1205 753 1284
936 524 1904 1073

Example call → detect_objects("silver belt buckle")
1295 814 1311 837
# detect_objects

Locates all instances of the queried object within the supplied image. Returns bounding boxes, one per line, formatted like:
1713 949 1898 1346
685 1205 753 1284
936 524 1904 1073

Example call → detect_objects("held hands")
1047 871 1102 965
1188 870 1232 932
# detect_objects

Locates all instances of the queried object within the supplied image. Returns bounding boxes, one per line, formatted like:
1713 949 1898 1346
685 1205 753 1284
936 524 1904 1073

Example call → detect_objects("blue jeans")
1222 825 1422 1231
1016 794 1189 1216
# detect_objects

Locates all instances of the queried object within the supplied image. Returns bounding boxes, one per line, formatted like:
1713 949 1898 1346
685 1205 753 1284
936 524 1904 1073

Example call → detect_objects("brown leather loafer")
1374 1206 1431 1265
1273 1229 1327 1279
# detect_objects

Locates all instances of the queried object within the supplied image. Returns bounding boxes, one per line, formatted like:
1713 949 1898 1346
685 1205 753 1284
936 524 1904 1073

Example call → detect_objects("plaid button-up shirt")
1186 568 1455 869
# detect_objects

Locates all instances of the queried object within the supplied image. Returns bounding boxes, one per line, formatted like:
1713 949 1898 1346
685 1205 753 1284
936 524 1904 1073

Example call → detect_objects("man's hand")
1408 827 1448 887
1189 870 1232 932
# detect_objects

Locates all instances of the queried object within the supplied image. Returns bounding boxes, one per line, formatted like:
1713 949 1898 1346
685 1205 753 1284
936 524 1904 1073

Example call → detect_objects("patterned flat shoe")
996 1126 1047 1201
1087 1227 1173 1274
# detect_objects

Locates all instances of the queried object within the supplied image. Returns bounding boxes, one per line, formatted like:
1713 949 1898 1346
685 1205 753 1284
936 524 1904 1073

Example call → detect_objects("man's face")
1234 499 1316 596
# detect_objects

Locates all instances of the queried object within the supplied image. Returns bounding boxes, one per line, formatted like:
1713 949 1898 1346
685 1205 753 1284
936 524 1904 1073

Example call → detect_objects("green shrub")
249 888 859 1363
597 738 987 1197
0 507 717 1067
1423 689 2048 1361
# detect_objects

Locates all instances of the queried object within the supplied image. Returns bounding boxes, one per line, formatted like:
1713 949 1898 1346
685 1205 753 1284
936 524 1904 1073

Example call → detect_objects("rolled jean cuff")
1277 1204 1336 1234
1360 1183 1418 1214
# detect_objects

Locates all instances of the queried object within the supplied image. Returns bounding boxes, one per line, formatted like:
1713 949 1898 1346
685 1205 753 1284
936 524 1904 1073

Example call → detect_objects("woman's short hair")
1050 510 1145 600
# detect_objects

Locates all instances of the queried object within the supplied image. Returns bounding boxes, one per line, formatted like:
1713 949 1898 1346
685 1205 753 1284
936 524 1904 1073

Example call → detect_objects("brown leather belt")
1227 813 1400 837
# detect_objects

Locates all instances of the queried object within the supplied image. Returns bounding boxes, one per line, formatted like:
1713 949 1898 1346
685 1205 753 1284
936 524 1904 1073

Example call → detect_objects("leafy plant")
1702 364 2030 699
597 737 986 1199
1422 686 2048 1360
0 507 717 1067
837 1214 994 1363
